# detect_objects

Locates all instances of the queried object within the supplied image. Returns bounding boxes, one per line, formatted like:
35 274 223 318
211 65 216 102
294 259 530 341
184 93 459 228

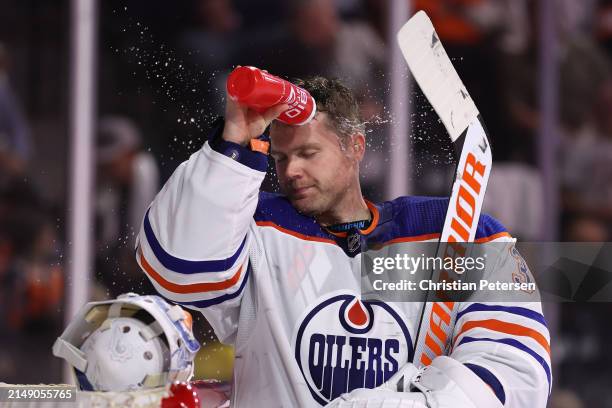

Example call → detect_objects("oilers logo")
294 293 413 405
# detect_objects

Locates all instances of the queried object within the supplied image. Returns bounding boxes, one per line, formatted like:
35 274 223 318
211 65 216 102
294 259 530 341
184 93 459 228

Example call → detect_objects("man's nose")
284 158 303 180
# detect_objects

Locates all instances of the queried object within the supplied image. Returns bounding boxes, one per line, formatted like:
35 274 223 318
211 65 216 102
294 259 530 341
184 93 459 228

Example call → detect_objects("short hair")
294 76 365 143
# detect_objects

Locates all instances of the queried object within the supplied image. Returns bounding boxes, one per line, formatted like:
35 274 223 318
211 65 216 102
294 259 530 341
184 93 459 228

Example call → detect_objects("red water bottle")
226 66 317 126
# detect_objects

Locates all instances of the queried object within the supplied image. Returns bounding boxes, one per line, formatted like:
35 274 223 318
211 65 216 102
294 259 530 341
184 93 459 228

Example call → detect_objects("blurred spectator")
232 0 286 31
0 183 62 332
0 208 62 330
598 0 612 54
95 116 159 297
410 0 510 165
0 179 63 383
178 0 243 115
0 41 59 329
564 216 610 242
0 43 31 185
557 0 611 134
180 0 241 67
0 36 64 384
561 78 612 238
500 0 611 163
238 0 386 119
413 0 499 45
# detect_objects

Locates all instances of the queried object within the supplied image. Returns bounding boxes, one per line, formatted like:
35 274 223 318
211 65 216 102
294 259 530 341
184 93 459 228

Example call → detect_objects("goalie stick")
396 11 493 369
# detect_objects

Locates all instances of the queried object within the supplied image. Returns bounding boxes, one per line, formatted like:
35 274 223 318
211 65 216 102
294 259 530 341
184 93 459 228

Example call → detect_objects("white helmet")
53 293 200 392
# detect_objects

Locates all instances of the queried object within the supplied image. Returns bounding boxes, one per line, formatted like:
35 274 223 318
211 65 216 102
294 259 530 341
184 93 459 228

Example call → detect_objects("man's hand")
221 91 288 146
325 357 504 408
325 363 425 408
325 388 427 408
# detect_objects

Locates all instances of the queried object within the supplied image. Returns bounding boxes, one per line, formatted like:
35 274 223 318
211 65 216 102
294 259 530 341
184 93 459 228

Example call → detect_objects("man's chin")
289 197 321 217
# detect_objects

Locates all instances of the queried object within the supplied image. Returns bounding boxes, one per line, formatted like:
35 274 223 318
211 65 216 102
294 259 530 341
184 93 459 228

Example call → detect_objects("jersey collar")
324 200 380 238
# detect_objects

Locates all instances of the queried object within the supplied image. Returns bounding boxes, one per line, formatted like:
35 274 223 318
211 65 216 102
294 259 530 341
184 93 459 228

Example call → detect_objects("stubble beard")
289 182 351 222
288 188 326 217
282 182 326 217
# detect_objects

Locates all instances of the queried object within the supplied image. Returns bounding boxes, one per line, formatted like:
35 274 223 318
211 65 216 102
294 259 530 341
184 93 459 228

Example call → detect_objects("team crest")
293 293 413 405
509 245 535 294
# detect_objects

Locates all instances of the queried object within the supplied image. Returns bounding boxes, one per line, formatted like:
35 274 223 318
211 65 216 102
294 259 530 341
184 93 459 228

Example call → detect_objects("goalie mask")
52 293 200 392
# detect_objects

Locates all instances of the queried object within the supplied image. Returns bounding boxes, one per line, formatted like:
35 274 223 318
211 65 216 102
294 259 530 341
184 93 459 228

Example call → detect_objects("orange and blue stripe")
144 208 246 273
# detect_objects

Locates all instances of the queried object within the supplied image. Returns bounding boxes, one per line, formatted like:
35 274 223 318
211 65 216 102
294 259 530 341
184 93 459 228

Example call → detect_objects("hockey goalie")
135 12 551 408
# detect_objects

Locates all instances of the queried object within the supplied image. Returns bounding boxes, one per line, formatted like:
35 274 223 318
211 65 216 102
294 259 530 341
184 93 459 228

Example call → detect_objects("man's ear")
351 133 366 161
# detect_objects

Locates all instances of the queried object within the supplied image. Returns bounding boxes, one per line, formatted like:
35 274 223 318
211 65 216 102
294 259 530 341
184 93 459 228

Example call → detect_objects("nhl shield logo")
293 293 413 405
347 232 361 254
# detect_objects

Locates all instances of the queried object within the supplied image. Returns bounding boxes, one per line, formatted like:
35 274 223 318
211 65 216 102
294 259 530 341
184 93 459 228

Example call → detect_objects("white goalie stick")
397 11 493 370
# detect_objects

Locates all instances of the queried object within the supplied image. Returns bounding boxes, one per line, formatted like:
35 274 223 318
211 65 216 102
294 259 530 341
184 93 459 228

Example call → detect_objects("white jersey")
136 134 551 407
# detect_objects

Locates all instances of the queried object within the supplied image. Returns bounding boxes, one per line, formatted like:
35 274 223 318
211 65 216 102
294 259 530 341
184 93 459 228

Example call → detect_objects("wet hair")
294 76 365 145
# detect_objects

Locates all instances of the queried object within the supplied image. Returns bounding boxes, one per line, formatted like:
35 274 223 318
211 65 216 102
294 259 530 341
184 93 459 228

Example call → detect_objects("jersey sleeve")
449 225 551 408
135 122 268 344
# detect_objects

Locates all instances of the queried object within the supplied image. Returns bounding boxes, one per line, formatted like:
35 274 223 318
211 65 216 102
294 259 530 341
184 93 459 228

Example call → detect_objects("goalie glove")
326 357 503 408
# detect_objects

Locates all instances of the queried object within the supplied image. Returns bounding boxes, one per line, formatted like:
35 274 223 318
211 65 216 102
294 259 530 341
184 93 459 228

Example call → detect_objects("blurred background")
0 0 611 406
